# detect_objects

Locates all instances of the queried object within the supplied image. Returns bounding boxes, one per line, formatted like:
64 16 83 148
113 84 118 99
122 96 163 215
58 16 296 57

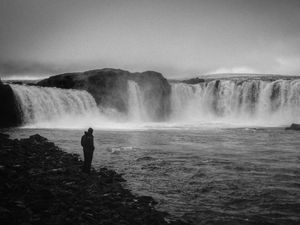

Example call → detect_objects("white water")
9 79 300 129
127 81 148 122
10 84 108 128
10 83 152 129
171 79 300 126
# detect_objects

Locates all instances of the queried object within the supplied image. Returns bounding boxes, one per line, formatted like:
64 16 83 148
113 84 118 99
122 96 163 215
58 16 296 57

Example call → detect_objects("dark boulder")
181 77 205 84
285 123 300 131
0 79 22 128
0 133 9 139
29 134 48 143
37 68 171 120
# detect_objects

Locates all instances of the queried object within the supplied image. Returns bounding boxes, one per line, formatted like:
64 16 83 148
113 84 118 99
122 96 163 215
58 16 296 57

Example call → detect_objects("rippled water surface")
3 127 300 225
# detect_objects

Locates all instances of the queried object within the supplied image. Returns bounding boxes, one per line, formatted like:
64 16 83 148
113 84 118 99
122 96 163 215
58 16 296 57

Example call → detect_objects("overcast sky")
1 0 300 79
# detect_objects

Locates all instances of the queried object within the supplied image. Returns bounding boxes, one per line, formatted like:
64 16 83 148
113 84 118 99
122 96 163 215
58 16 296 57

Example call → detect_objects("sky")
1 0 300 79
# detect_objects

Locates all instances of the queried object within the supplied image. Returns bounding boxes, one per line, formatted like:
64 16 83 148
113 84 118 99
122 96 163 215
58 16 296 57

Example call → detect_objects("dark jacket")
81 132 95 151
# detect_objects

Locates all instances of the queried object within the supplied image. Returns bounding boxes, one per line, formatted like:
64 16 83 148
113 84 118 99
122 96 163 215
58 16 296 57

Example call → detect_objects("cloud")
1 75 48 81
1 0 300 78
0 61 67 78
207 67 259 75
275 57 300 75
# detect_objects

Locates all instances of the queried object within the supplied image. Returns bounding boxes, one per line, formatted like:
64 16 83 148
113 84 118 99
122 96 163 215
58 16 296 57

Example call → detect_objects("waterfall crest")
171 79 300 126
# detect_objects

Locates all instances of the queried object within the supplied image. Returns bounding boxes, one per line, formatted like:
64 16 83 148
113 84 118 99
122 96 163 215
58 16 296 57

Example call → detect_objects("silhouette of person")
81 128 95 174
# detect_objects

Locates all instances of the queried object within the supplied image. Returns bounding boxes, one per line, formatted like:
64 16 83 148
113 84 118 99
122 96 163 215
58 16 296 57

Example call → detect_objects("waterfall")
8 78 300 128
10 84 101 128
171 79 300 126
127 81 148 122
9 82 151 128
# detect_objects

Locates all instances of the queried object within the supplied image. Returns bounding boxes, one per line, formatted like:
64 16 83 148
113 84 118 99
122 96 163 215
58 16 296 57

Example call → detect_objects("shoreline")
0 133 189 225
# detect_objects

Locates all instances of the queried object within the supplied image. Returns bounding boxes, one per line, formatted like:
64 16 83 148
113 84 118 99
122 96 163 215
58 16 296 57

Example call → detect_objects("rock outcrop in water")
37 68 171 121
0 79 21 128
0 133 189 225
285 123 300 131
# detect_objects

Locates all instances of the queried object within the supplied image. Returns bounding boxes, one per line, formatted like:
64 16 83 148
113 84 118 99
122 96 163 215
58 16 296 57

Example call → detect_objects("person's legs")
82 149 89 173
83 149 93 173
87 150 94 173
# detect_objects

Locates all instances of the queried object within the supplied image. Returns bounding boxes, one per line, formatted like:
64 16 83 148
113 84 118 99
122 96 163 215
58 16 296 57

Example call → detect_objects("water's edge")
0 132 190 225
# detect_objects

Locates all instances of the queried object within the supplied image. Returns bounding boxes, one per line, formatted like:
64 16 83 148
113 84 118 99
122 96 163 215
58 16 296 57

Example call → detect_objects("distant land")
196 73 299 80
2 70 300 85
172 73 299 83
1 79 42 85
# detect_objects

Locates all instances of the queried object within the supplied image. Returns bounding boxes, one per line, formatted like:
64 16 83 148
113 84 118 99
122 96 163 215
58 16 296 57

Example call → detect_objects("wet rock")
137 156 155 161
98 167 126 183
29 134 48 143
286 123 300 131
0 81 22 128
47 168 64 174
0 133 9 139
181 77 205 84
137 196 158 206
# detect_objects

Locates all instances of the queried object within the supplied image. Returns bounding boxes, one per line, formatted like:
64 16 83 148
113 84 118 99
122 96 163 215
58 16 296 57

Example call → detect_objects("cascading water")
127 81 148 122
8 78 300 129
170 79 300 126
10 84 103 128
9 82 152 129
9 82 153 129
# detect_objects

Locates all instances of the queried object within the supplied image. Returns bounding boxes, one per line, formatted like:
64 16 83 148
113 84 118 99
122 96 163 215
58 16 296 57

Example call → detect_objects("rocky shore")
0 133 189 225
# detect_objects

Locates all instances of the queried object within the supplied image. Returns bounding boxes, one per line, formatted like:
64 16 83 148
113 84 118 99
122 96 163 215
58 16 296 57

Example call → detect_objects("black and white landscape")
1 1 300 225
1 69 300 128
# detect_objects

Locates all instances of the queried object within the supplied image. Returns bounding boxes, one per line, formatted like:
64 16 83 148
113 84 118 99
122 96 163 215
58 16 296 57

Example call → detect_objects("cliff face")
37 69 171 121
0 80 22 127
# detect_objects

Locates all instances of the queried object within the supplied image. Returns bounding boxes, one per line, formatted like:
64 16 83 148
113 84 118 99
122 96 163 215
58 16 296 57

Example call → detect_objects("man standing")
81 128 95 174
